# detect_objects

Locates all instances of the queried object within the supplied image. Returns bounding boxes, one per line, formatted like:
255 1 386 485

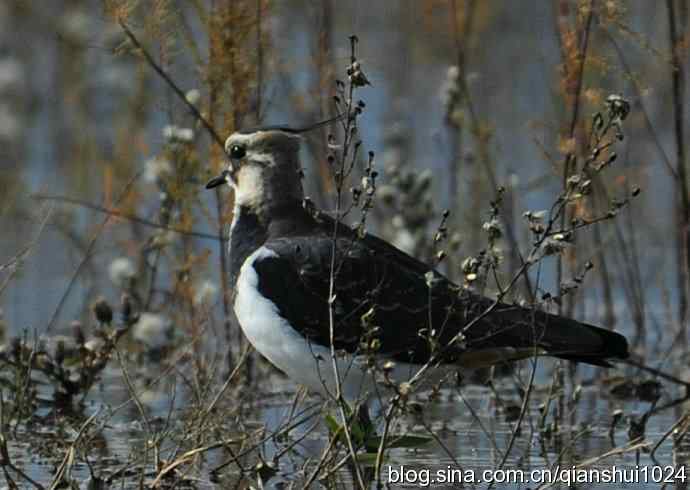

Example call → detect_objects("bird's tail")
458 311 629 369
535 313 629 367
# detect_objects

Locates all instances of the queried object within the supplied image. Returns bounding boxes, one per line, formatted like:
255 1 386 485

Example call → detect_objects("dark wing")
254 227 628 367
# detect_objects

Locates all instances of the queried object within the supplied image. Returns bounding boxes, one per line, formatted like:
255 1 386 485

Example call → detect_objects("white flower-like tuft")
109 257 136 288
163 125 195 143
144 156 172 183
193 280 218 306
0 58 24 94
133 313 172 349
440 65 460 106
185 89 201 106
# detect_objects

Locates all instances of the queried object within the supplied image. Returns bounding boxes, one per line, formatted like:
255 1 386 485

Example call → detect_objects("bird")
206 124 629 405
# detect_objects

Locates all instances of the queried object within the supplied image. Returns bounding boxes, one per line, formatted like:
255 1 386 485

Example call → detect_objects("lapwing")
206 125 629 403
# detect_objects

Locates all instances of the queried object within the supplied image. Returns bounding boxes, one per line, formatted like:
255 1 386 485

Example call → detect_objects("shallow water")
5 358 689 489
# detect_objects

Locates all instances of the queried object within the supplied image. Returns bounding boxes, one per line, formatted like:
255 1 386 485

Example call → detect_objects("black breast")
229 206 268 289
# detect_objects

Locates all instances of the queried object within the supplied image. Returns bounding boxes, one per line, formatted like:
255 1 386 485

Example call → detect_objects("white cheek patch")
234 165 265 208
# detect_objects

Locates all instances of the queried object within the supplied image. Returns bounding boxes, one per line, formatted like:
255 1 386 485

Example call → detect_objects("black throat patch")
229 205 269 290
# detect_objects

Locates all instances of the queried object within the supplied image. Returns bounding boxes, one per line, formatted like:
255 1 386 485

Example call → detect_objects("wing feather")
252 217 628 366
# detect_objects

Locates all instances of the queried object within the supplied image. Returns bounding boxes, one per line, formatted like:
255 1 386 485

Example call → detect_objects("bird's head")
206 127 304 212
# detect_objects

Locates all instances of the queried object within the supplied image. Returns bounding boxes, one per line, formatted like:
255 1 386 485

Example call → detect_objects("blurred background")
1 2 690 487
0 0 686 359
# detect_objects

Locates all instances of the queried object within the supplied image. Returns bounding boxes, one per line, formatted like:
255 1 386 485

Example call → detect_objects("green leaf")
324 414 342 435
324 413 373 448
350 419 366 445
355 452 380 465
365 433 432 451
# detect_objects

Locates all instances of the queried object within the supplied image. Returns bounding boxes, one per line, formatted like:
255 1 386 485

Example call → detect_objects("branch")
45 171 142 333
118 20 226 152
32 193 223 241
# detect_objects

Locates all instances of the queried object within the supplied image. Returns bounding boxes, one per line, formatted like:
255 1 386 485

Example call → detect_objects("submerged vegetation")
0 0 689 488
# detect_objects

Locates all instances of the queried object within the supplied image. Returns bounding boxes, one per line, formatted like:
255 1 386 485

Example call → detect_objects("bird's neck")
228 204 269 288
228 156 310 289
233 162 304 221
228 198 308 290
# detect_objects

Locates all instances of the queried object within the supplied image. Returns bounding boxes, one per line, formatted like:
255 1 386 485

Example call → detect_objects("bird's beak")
205 170 230 189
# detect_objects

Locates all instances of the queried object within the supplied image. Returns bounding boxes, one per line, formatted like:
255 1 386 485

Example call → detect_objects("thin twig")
666 0 689 338
45 171 142 333
150 437 244 487
603 30 677 179
326 37 367 490
536 440 649 490
115 347 158 470
650 413 690 465
623 357 690 390
487 354 539 490
556 0 595 316
32 193 223 241
0 205 53 298
48 409 101 490
196 347 251 431
118 19 225 151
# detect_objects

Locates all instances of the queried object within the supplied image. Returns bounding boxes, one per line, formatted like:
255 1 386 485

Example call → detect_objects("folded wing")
253 225 628 367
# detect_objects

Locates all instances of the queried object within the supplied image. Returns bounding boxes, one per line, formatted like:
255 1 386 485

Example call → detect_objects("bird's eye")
229 145 246 160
